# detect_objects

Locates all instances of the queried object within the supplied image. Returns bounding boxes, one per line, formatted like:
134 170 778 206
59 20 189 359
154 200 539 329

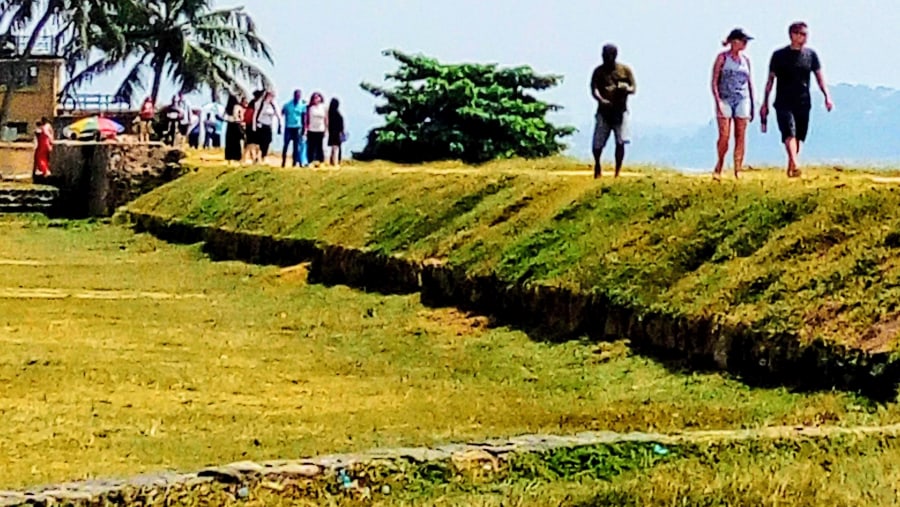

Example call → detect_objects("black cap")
726 28 753 42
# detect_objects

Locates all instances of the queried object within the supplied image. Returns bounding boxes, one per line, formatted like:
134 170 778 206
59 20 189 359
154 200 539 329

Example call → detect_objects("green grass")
417 436 900 506
129 159 900 358
1 214 899 489
106 436 900 506
425 436 900 507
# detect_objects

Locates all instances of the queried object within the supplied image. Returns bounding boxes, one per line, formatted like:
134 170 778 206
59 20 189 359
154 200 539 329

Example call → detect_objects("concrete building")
0 35 65 140
0 56 65 139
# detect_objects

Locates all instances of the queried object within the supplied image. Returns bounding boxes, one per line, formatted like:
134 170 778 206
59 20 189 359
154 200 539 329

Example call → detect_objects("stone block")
43 141 184 217
0 142 33 180
272 463 322 478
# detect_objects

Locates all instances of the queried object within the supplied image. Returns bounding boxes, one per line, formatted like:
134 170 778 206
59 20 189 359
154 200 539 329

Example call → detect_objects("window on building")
0 63 39 89
4 121 28 133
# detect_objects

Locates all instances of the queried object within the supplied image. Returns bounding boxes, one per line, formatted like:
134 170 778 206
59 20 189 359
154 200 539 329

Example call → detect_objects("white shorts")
717 96 752 119
592 111 630 151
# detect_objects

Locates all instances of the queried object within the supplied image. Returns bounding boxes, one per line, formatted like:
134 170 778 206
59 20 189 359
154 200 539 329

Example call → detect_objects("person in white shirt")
172 94 192 140
253 90 282 161
187 107 202 148
304 92 328 167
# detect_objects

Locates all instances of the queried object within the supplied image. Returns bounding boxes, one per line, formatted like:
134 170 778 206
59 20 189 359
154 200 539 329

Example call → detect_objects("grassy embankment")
1 214 897 490
129 158 900 383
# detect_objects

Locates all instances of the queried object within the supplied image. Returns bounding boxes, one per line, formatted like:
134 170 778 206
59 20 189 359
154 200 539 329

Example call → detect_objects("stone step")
0 173 33 183
0 183 58 212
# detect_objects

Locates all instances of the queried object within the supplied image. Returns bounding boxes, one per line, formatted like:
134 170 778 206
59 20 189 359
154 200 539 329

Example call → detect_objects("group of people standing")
137 93 205 146
591 21 833 179
223 89 346 168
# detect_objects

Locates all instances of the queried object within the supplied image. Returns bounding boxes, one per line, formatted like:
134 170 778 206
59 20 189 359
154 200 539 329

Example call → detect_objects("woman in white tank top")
305 92 328 166
711 28 755 180
254 91 282 160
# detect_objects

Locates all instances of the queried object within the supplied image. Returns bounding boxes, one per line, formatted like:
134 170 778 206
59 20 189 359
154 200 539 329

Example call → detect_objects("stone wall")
0 142 34 180
8 423 894 506
39 142 184 217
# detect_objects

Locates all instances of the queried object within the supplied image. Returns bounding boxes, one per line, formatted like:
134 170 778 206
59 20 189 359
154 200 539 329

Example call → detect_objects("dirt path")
385 167 645 178
191 153 900 184
0 287 207 300
0 259 138 266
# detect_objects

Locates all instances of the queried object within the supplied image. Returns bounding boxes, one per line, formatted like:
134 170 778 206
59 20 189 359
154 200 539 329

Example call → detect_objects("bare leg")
592 148 602 179
733 118 748 178
784 137 799 177
614 143 625 177
714 117 730 180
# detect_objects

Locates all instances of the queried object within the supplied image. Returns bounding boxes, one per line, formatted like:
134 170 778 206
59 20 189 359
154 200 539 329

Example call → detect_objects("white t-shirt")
176 100 192 125
255 101 278 127
307 104 327 132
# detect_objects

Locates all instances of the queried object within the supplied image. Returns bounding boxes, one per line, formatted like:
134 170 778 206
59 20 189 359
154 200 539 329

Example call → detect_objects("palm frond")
112 58 147 103
61 50 144 96
194 41 271 88
4 0 41 33
192 22 272 62
53 0 272 104
60 56 119 95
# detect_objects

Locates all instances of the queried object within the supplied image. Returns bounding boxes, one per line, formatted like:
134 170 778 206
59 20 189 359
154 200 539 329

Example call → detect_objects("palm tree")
63 0 273 106
0 0 109 128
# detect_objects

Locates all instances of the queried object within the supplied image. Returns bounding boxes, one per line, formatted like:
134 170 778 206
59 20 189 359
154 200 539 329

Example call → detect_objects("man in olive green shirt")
590 44 636 178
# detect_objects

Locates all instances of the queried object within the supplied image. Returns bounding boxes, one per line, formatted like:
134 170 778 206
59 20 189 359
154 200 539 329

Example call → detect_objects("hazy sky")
224 0 899 135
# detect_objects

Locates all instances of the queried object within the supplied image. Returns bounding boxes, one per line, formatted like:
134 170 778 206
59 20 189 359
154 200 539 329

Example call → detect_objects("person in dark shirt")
327 98 346 167
760 21 834 178
590 43 636 179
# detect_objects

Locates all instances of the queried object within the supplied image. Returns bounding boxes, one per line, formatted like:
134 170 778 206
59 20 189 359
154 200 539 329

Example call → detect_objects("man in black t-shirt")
760 22 834 178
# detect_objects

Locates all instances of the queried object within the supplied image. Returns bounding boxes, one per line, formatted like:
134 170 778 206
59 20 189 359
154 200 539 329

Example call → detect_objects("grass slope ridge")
127 163 900 393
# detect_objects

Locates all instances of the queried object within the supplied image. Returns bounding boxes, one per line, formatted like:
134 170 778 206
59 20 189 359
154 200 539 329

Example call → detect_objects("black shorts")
775 107 810 143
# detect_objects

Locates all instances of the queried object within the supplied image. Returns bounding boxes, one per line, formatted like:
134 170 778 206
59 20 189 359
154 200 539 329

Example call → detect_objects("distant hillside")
571 84 900 169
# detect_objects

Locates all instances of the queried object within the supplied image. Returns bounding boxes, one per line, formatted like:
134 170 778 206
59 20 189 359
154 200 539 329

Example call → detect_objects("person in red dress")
33 117 53 177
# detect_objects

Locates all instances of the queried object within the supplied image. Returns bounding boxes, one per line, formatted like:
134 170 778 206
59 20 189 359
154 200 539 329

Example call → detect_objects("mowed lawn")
0 215 897 488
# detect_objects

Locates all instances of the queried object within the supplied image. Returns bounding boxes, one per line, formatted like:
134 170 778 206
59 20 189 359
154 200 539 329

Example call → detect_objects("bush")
354 50 575 164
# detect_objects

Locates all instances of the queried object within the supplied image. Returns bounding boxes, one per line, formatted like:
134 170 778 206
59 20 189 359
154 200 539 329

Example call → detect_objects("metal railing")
58 93 132 113
0 35 60 57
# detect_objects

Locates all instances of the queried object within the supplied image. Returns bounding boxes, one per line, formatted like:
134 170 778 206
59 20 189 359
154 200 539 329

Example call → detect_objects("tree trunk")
0 1 58 133
150 55 165 104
